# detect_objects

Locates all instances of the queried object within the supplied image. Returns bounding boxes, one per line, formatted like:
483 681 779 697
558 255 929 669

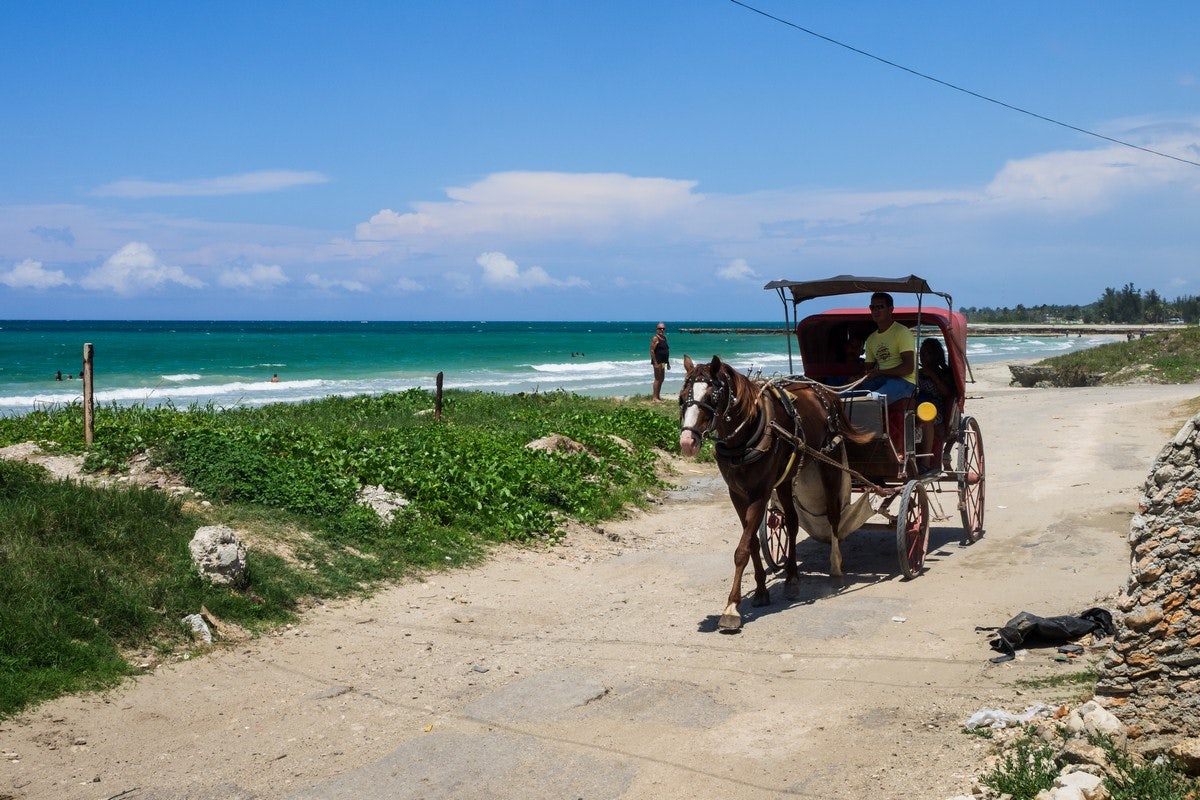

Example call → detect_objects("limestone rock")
188 525 248 588
1168 737 1200 776
357 484 409 523
525 434 588 455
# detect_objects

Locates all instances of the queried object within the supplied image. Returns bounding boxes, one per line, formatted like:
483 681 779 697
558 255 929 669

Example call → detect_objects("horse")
678 355 873 631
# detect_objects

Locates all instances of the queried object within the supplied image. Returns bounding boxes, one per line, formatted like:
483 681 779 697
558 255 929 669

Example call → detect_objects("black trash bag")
977 607 1115 663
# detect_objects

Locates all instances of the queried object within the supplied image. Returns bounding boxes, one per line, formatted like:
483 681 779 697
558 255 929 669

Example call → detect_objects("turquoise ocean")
0 320 1117 417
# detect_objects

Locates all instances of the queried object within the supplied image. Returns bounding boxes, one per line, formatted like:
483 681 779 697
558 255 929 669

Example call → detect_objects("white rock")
1076 700 1127 744
181 613 212 643
188 525 248 587
1033 768 1109 800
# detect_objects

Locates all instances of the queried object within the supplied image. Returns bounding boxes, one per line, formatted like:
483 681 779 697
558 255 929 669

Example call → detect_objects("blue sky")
2 1 1199 321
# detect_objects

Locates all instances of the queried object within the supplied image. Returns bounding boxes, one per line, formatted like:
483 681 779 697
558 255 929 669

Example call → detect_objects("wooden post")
435 371 443 420
82 343 95 448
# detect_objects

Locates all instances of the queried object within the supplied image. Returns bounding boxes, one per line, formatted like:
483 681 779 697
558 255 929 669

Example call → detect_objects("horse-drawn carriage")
678 274 985 630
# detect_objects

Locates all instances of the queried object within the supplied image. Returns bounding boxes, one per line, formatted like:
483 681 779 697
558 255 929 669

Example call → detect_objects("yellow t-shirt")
865 323 917 384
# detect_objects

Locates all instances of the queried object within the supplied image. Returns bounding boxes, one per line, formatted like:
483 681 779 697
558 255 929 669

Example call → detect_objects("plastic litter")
964 703 1057 730
977 607 1114 663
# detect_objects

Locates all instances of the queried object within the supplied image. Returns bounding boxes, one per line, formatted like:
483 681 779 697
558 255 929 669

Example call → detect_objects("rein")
766 419 896 498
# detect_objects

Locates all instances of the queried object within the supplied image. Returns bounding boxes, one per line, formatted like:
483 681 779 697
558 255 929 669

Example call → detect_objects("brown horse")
678 355 872 630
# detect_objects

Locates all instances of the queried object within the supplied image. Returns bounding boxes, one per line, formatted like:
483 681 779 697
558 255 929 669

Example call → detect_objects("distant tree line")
962 283 1199 325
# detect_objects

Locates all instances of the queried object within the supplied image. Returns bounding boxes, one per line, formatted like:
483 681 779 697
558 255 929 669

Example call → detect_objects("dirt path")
3 370 1198 800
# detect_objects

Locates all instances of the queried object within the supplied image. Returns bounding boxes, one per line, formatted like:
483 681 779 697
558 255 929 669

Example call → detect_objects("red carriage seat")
886 395 914 457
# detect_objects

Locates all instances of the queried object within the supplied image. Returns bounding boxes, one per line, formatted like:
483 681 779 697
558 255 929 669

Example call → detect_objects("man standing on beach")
861 292 916 405
650 323 669 402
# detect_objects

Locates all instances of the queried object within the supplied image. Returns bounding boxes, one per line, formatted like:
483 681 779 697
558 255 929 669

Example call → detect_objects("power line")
730 0 1200 169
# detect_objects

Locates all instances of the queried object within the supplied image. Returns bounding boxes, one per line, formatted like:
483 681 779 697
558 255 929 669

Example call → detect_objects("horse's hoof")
783 581 801 600
718 613 743 631
752 591 770 608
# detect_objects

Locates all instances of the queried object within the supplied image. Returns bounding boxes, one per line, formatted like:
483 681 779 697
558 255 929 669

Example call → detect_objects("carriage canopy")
763 274 950 305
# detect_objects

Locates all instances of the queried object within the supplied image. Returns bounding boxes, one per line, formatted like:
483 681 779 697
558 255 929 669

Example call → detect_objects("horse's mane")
718 360 761 422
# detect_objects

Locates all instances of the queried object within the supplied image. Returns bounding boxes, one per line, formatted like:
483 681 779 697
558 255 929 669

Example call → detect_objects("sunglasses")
869 304 888 310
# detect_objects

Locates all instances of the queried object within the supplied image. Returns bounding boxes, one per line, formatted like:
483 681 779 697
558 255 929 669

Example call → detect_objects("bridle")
679 369 728 442
679 367 751 447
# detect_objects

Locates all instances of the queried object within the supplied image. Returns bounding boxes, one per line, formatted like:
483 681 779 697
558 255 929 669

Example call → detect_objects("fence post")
82 343 94 447
435 371 444 420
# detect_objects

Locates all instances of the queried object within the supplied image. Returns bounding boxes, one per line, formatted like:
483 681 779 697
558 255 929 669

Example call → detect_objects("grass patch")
0 459 306 716
1099 733 1200 800
1013 663 1098 704
0 389 681 717
978 729 1062 800
1040 327 1200 384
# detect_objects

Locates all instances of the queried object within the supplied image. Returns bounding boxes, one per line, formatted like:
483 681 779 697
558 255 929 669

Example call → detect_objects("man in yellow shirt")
861 292 916 405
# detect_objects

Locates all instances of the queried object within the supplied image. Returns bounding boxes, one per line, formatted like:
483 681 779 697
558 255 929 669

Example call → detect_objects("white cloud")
80 242 203 295
94 170 328 198
984 122 1200 213
356 171 700 241
304 273 368 292
716 258 760 281
217 263 290 290
0 258 72 289
476 251 588 291
6 119 1200 317
393 277 424 292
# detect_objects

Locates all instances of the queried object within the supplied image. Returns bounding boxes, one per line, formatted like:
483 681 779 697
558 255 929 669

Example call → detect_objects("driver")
861 292 917 405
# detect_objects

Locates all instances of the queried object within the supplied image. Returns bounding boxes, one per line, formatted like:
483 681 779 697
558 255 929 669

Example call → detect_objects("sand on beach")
3 363 1198 800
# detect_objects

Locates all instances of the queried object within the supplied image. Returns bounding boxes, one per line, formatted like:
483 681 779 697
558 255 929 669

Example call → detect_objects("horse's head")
678 354 742 457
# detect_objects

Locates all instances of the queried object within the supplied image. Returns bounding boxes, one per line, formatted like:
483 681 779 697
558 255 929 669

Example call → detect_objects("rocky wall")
1095 411 1200 737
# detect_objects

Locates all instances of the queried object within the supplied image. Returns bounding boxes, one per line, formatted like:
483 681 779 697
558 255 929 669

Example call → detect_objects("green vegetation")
978 729 1062 799
965 282 1199 324
1023 325 1200 385
976 664 1197 800
1100 734 1200 800
1014 664 1099 702
0 389 681 717
978 728 1199 800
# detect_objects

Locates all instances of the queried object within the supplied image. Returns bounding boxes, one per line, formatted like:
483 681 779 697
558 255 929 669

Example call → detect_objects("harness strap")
714 391 773 465
772 448 798 490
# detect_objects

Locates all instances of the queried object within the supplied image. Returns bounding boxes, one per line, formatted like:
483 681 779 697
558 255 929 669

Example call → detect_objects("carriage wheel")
757 492 788 573
895 480 929 579
957 415 986 544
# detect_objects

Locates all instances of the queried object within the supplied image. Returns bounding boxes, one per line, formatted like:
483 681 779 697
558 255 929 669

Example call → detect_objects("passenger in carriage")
842 334 865 372
825 333 865 385
861 292 917 405
916 338 954 467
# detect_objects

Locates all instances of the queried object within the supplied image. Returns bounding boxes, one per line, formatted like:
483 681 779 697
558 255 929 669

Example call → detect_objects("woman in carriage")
916 338 954 469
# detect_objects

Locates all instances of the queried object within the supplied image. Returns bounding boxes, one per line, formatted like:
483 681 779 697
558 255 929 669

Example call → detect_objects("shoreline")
680 323 1185 336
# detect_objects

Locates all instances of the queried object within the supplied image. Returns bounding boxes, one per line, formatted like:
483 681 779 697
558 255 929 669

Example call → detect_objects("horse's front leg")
720 495 769 631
